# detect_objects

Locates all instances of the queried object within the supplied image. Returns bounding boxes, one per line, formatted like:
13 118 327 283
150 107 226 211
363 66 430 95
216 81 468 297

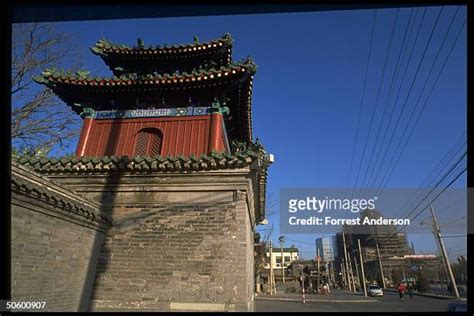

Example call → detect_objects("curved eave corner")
89 33 234 57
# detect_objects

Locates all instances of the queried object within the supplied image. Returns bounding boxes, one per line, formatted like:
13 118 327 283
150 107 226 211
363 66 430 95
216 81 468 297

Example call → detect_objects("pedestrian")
398 283 406 301
322 283 328 295
408 283 414 299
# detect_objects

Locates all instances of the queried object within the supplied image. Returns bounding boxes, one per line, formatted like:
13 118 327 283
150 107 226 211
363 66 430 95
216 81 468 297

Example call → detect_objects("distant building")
334 209 413 285
315 236 336 261
264 247 299 270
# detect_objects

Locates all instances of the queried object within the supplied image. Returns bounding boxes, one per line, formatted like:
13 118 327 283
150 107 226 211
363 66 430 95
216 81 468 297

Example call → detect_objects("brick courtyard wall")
10 163 112 312
47 169 258 312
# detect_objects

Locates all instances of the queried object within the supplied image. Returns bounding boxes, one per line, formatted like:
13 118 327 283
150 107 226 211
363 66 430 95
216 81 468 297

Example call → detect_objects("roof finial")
137 38 144 48
193 35 199 44
245 55 254 64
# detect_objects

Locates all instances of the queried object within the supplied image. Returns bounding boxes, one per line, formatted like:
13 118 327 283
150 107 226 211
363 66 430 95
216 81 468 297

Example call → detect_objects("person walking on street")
398 283 407 301
322 283 328 295
408 283 414 299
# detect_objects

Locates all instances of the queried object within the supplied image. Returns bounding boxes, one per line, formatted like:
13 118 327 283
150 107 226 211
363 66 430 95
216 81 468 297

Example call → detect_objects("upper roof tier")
90 33 233 76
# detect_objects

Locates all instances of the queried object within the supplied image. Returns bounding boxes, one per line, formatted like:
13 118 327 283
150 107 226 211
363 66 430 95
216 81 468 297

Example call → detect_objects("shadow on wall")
91 203 234 310
78 118 125 311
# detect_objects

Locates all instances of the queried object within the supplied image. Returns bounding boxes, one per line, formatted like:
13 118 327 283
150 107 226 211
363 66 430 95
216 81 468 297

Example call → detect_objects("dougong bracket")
80 107 95 119
211 98 230 116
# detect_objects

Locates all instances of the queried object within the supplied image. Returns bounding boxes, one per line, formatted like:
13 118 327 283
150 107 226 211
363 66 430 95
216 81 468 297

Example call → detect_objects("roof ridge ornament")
193 35 199 44
137 38 145 48
245 55 255 65
76 70 90 79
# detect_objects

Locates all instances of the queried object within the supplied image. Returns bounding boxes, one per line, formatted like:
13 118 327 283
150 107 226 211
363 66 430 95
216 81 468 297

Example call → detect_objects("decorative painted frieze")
94 106 211 119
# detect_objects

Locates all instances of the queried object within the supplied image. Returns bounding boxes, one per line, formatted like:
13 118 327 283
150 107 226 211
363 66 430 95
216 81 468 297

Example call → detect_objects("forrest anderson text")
288 216 411 226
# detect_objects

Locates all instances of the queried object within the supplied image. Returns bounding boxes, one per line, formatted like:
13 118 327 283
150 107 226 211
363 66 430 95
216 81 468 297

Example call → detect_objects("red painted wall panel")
78 116 213 157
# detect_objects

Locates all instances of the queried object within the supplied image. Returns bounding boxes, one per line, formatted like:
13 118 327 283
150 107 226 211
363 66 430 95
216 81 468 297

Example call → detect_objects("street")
255 289 458 312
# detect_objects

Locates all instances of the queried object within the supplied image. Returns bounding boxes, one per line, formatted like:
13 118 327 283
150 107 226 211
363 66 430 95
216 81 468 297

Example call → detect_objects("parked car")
447 302 467 312
367 285 384 297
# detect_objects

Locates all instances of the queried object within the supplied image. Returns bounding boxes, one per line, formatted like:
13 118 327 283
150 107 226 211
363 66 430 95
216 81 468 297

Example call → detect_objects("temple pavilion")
21 33 272 312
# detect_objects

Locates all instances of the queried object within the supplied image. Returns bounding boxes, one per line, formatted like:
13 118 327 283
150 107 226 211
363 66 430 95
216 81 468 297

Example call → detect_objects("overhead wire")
355 9 401 196
375 7 464 194
365 7 429 191
346 9 378 190
361 8 416 194
372 6 445 193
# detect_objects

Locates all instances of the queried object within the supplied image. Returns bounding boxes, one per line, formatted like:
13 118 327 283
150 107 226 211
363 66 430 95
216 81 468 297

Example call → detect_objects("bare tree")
254 222 274 292
11 23 83 156
254 191 278 291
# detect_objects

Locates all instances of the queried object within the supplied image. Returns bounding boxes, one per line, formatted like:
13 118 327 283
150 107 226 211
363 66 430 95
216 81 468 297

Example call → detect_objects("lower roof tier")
14 146 271 222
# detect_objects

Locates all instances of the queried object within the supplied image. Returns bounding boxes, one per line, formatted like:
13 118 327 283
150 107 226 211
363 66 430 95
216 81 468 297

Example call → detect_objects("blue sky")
35 6 467 260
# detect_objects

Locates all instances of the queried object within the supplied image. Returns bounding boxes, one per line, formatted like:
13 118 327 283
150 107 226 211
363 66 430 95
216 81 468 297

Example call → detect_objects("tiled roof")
11 162 113 227
14 150 267 174
14 148 271 222
90 33 233 57
33 58 256 144
33 59 256 89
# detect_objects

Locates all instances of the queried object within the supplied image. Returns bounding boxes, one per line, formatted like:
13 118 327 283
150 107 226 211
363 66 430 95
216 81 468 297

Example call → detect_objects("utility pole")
342 232 352 292
376 242 386 288
332 260 336 286
300 266 306 304
327 260 331 285
279 236 285 284
358 239 367 297
269 240 275 295
354 256 360 288
341 261 346 288
401 263 406 283
430 206 460 299
348 255 356 292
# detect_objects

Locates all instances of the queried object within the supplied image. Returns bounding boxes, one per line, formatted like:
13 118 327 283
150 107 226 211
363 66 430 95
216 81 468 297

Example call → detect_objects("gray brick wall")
11 196 106 312
10 163 110 312
50 171 258 312
89 201 251 311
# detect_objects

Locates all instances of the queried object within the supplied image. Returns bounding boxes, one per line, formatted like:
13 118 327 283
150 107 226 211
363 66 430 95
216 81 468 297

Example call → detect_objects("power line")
375 151 466 243
372 6 444 192
346 9 378 189
396 163 466 235
375 7 464 193
364 7 429 191
357 8 401 195
399 152 466 223
379 167 466 245
361 8 415 194
382 135 465 227
396 132 466 218
366 8 421 191
413 191 466 226
284 237 316 246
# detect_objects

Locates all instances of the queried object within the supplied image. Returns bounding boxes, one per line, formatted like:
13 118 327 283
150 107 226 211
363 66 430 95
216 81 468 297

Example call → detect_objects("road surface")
255 289 458 312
